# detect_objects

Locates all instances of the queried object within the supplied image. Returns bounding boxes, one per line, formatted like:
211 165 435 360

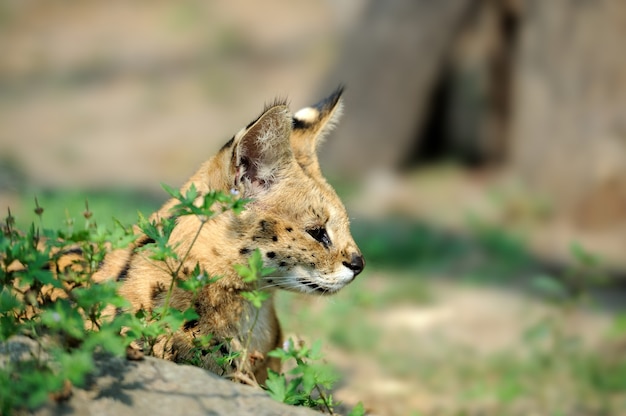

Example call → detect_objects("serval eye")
307 227 332 248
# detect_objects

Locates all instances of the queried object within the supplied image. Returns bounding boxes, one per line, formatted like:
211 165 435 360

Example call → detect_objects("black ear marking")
293 85 345 130
220 136 235 152
290 87 345 181
313 85 344 112
292 117 307 130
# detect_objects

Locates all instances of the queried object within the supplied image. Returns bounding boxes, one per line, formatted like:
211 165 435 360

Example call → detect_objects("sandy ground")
0 0 347 190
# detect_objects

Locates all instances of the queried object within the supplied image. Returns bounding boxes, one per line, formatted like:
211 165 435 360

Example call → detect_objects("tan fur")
94 88 364 383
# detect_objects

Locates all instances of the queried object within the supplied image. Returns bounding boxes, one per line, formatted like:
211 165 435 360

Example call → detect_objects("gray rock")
0 336 317 416
0 335 47 367
29 354 319 416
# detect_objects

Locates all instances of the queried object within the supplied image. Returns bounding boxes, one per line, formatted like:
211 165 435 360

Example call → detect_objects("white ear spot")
294 107 319 124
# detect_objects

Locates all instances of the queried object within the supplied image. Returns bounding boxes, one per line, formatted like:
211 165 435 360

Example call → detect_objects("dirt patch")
340 283 613 415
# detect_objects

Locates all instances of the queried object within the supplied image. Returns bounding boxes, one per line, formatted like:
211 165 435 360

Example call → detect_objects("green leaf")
570 242 600 267
0 286 22 314
181 307 199 322
83 326 128 356
312 363 340 389
0 315 19 341
531 274 568 299
20 369 64 409
177 265 221 293
300 364 316 395
285 377 306 405
234 249 276 283
265 370 288 402
268 346 291 361
233 263 254 282
73 280 127 312
241 290 271 309
161 183 183 200
308 339 323 360
348 402 366 416
192 334 214 349
57 349 94 386
110 219 138 249
42 300 87 340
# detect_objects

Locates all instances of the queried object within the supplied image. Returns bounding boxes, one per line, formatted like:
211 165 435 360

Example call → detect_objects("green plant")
263 337 365 415
531 242 607 305
1 202 137 412
0 185 245 412
520 242 623 413
1 184 347 414
232 248 274 383
266 338 340 413
121 184 246 359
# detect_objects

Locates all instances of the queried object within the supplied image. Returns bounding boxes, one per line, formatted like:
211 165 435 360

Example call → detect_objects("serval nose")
343 253 365 277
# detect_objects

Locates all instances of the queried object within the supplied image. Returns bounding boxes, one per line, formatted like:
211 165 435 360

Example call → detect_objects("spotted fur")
94 87 364 383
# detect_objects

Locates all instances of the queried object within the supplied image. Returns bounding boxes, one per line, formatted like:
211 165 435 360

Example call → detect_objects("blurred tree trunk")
323 0 626 229
510 0 626 227
320 0 522 175
320 0 475 176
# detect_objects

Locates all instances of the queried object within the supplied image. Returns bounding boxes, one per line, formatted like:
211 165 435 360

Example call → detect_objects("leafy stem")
234 249 274 377
161 217 206 318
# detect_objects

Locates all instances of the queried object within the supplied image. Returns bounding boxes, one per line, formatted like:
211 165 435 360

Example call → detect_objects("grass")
350 214 535 283
9 188 163 229
277 274 626 415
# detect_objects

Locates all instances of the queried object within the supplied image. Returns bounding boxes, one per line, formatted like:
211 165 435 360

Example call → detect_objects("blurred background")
2 0 626 414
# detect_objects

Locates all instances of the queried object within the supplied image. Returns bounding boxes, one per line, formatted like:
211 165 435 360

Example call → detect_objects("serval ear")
291 86 344 179
233 102 294 197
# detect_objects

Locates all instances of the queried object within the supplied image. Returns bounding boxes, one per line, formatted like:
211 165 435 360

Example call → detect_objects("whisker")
265 279 315 292
258 282 295 291
256 274 340 295
261 274 311 280
258 276 305 291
